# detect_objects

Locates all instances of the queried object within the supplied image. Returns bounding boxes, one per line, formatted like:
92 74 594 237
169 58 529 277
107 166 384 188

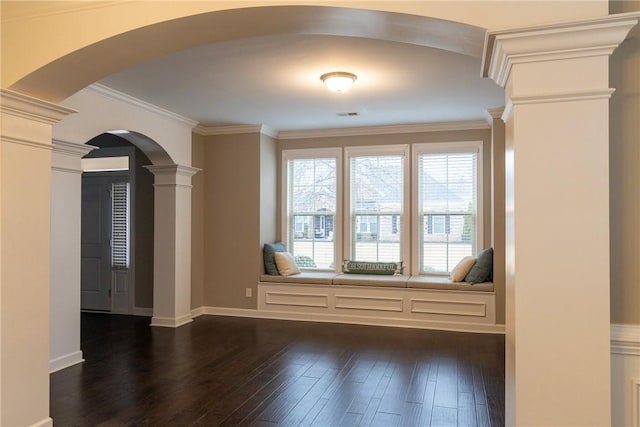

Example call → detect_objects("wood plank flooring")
50 313 505 426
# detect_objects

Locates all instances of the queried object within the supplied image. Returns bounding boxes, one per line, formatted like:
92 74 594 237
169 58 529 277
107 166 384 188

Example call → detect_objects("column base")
150 313 193 328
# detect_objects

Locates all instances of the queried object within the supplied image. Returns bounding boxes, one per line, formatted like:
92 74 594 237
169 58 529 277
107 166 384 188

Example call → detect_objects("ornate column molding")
479 13 639 427
144 163 200 328
482 13 639 88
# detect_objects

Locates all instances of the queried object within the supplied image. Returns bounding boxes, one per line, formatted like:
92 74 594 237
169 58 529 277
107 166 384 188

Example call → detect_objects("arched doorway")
80 132 155 316
49 87 199 381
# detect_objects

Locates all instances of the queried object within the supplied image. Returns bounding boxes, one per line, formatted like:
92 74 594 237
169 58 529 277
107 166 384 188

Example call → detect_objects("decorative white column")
50 140 94 373
1 90 75 427
146 164 200 327
483 15 638 426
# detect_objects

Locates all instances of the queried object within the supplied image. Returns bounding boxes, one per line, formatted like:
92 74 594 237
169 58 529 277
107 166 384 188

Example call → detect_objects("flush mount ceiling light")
320 71 357 93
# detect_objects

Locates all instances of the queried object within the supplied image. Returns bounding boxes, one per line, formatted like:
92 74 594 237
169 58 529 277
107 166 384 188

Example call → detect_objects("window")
414 142 482 274
346 146 409 263
282 142 482 275
282 149 341 269
111 182 130 269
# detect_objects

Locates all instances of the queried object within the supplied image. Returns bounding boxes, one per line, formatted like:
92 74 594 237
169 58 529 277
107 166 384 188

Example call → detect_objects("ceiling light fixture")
320 71 357 93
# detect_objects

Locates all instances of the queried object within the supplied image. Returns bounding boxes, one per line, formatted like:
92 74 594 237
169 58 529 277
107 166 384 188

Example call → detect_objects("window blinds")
418 151 477 273
287 158 337 269
350 155 403 262
111 182 130 269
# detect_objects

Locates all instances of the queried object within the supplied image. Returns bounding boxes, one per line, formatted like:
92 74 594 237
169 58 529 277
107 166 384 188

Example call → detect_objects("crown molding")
277 120 490 140
87 84 199 128
194 124 277 138
482 13 639 87
1 89 76 124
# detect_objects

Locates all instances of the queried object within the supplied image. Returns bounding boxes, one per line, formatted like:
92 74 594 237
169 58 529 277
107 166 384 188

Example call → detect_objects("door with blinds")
81 176 131 313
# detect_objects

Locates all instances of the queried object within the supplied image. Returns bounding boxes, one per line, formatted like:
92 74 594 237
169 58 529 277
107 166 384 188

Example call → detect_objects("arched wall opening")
50 85 199 378
81 132 155 316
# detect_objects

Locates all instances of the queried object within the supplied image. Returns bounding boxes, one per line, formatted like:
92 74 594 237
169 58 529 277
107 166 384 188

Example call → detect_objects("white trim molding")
150 313 193 328
278 120 490 140
482 14 639 87
29 418 53 427
194 305 505 335
49 350 84 373
88 83 198 128
191 306 206 318
612 323 640 356
194 124 277 138
634 378 640 427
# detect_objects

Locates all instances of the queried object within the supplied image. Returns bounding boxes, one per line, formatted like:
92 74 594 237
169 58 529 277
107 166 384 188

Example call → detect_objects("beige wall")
260 134 278 259
203 132 264 309
610 0 640 325
191 133 206 310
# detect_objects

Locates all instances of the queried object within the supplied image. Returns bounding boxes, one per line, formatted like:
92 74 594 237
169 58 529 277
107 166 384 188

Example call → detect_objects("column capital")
145 164 201 188
51 140 95 175
145 164 201 177
482 13 639 87
485 107 505 124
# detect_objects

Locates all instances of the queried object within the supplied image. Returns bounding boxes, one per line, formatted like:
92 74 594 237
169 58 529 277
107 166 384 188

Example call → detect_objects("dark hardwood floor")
50 313 505 427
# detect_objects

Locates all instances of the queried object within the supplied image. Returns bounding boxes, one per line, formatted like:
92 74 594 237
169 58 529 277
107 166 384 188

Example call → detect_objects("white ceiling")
99 33 505 132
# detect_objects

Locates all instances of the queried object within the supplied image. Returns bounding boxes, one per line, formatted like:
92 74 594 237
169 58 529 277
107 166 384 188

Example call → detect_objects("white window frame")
344 145 410 270
411 141 484 276
281 148 343 271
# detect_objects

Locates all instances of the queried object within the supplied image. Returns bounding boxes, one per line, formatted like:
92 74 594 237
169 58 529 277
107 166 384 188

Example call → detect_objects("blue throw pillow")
263 242 286 275
464 248 493 284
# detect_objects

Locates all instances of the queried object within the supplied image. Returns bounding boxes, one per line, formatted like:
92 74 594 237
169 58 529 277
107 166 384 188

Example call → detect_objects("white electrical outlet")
246 288 252 297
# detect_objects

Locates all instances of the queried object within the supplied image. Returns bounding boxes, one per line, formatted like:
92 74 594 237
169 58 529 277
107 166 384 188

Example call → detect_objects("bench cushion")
407 275 494 292
333 274 408 288
259 272 337 285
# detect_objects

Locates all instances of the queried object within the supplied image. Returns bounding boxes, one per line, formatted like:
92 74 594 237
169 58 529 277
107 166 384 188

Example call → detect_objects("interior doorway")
80 133 155 315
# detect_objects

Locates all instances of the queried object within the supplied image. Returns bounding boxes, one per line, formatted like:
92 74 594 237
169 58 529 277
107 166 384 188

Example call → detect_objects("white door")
81 176 131 313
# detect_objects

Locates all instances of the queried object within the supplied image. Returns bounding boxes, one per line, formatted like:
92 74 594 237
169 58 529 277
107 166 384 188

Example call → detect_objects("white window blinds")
418 149 479 273
111 182 130 269
286 157 337 269
350 155 403 262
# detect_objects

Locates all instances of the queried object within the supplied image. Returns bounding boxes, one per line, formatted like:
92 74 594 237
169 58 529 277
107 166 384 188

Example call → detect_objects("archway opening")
80 132 155 316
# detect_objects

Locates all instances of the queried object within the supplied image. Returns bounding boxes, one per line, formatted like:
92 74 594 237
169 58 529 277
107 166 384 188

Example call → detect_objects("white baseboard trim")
191 306 205 318
150 313 193 328
612 323 640 355
30 417 53 427
133 306 153 317
49 350 84 373
197 306 505 334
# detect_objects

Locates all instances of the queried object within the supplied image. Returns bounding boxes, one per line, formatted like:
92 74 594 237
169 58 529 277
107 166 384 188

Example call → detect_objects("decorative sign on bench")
342 260 404 275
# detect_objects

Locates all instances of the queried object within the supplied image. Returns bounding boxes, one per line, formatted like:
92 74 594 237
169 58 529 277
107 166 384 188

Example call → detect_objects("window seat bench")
258 273 501 334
